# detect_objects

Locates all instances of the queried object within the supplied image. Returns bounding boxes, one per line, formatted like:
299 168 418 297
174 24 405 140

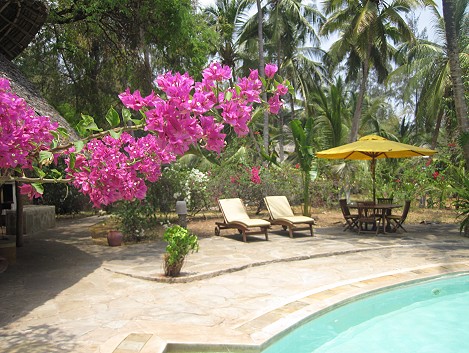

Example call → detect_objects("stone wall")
5 205 55 235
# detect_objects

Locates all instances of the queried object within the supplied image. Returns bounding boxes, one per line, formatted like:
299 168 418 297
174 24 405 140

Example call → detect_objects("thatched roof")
0 0 48 60
0 53 78 139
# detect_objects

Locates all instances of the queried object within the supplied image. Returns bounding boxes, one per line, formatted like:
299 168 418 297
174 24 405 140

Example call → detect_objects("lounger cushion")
273 216 315 224
264 196 295 218
230 218 271 228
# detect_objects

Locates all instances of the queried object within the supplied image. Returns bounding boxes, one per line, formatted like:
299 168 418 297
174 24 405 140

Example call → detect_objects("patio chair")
264 196 315 238
377 197 394 216
386 200 411 232
377 197 393 204
215 198 271 242
357 201 382 234
339 199 359 231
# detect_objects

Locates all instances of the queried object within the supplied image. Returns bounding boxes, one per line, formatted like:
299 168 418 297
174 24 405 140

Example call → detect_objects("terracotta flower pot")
107 230 123 246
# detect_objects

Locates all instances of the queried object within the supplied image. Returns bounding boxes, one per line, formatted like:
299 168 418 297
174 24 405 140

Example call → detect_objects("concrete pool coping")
1 216 469 353
117 264 469 353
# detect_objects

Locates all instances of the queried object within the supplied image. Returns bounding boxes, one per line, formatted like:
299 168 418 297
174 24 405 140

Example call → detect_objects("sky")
196 0 443 47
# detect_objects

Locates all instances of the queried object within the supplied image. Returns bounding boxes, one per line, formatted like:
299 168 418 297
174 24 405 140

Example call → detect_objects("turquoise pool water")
262 274 469 353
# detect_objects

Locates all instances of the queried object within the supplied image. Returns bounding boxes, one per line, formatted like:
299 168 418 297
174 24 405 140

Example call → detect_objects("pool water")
262 274 469 353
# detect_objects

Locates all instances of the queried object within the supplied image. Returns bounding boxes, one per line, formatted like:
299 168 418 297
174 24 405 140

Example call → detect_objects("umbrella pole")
371 159 376 204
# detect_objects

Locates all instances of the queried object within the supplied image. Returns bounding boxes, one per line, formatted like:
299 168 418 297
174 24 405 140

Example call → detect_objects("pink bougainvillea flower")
0 77 11 90
0 80 58 170
250 166 261 184
118 89 155 110
276 83 288 95
202 62 232 83
199 115 226 153
6 61 290 208
265 63 278 79
156 71 194 99
19 184 42 199
268 93 283 114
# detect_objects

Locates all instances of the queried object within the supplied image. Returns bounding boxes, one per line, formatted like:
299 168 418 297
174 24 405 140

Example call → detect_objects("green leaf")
68 153 76 170
224 90 233 101
31 183 44 195
131 118 143 125
74 140 85 153
109 130 122 139
33 166 46 178
259 76 267 87
76 114 102 136
82 114 102 131
122 108 132 123
55 127 70 139
50 169 62 178
39 151 53 164
105 107 121 128
309 161 318 182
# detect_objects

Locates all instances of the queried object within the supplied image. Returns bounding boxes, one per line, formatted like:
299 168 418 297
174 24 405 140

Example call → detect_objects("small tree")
290 117 317 216
163 225 199 277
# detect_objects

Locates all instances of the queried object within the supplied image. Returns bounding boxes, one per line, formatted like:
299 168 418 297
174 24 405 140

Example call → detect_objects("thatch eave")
1 53 78 140
0 0 48 60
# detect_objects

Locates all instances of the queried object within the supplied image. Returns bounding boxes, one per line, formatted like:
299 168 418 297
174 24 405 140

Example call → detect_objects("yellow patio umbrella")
315 135 437 202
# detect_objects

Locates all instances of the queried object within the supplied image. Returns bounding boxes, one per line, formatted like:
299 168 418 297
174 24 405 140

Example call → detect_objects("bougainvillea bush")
0 62 290 207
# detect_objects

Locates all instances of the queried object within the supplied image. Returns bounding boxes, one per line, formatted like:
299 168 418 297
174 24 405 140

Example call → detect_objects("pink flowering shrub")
2 62 290 208
0 78 58 171
250 166 262 184
265 63 278 79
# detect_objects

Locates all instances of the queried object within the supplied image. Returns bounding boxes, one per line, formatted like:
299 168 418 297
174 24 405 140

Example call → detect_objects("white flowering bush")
145 165 211 216
182 168 210 214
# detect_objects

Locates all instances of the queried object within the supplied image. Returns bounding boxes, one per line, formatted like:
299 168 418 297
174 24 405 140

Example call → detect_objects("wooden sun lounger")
215 198 270 242
264 196 315 238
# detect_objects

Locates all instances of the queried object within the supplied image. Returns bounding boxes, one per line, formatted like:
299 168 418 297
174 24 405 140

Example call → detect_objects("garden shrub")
42 182 91 215
113 199 160 242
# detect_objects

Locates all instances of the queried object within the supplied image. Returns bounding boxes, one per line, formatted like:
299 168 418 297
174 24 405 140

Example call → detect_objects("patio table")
349 203 402 234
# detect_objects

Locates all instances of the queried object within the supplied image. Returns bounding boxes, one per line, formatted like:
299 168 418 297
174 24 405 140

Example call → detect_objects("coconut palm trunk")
442 0 469 168
256 0 270 152
350 59 370 142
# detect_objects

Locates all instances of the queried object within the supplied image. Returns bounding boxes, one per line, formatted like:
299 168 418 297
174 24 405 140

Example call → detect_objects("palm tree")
290 117 317 216
442 0 469 168
390 0 468 149
240 0 325 156
321 0 418 142
309 77 350 149
204 0 251 73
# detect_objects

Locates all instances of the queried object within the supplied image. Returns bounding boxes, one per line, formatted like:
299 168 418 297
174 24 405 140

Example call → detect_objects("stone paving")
1 216 469 353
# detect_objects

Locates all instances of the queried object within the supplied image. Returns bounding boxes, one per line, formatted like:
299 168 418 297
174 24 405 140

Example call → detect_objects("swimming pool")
261 274 469 353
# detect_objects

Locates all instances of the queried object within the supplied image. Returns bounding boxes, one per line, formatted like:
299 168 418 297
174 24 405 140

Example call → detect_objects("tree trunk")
15 182 24 247
256 0 269 152
442 0 469 169
302 169 311 216
140 26 153 95
431 109 444 150
349 60 369 142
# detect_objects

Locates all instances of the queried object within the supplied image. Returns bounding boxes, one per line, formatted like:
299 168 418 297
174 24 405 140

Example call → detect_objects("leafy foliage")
163 225 199 267
450 168 469 235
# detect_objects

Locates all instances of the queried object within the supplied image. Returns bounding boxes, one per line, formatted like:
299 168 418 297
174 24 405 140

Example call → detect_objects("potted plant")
107 229 124 246
163 225 199 277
